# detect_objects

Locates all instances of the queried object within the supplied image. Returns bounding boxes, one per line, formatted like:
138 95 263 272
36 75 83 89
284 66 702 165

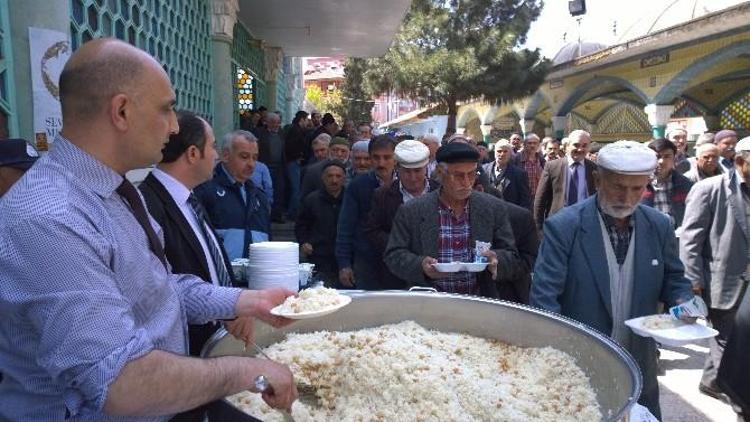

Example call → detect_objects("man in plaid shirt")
512 133 546 200
640 138 693 229
385 142 519 298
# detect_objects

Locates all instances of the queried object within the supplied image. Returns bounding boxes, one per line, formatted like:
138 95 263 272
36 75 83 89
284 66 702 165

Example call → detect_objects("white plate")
432 262 488 272
462 262 488 272
624 315 718 347
433 262 462 272
270 295 352 319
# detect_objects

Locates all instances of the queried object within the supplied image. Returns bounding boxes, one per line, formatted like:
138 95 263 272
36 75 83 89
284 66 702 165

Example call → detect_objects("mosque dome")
552 41 608 65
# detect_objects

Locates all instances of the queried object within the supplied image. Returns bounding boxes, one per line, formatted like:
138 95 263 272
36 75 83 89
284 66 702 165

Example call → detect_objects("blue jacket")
530 195 693 418
250 161 274 205
335 170 381 269
194 164 271 259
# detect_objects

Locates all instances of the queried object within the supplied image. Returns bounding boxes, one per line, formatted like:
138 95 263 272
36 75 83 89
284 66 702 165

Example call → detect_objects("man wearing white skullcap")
681 136 750 408
532 140 696 419
365 140 437 289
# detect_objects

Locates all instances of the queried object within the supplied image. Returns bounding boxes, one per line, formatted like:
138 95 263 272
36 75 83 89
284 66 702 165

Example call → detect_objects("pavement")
658 340 736 421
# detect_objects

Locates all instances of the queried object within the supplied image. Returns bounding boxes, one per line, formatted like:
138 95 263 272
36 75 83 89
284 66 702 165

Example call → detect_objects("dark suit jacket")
534 157 597 231
384 190 519 298
481 162 531 209
364 179 439 289
498 202 538 304
139 173 238 357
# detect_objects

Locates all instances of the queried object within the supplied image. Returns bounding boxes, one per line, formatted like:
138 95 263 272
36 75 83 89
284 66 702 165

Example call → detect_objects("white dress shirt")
152 168 221 285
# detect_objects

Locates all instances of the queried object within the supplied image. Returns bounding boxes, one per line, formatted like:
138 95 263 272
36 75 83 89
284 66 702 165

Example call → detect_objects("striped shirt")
435 199 477 294
0 136 241 421
518 151 544 198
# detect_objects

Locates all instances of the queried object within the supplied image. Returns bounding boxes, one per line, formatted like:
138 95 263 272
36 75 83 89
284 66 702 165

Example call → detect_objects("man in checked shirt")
384 142 519 297
0 39 297 420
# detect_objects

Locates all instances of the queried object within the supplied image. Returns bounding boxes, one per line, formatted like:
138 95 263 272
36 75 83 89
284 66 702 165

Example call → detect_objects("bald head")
59 38 161 122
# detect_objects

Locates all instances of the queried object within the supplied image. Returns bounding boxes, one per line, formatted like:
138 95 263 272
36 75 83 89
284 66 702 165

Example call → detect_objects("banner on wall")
29 27 70 151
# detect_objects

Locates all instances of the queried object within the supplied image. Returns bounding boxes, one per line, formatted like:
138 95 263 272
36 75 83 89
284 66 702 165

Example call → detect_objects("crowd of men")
0 38 749 421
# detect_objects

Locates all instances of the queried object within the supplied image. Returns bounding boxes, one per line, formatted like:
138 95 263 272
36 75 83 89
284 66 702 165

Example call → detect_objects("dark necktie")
568 162 580 206
188 194 232 287
116 179 167 268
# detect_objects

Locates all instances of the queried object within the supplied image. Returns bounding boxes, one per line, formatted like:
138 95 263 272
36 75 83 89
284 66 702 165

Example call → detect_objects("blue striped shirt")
0 136 241 421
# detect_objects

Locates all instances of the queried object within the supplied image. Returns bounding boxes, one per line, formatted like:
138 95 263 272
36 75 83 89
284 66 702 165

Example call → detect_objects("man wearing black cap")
384 142 519 297
0 138 39 198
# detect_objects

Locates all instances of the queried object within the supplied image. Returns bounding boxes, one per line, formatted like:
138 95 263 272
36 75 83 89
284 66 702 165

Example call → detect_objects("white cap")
395 139 430 168
736 136 750 153
597 140 657 175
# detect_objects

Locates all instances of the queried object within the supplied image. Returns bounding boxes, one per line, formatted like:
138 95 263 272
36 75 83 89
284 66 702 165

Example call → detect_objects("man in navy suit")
482 139 530 208
531 141 695 419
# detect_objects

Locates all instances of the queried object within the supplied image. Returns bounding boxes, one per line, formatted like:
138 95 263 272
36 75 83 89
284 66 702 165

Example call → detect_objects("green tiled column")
8 1 69 141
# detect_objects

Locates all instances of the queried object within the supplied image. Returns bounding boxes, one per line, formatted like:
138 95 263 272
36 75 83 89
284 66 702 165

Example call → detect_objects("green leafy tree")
364 0 550 133
341 58 374 124
305 84 345 122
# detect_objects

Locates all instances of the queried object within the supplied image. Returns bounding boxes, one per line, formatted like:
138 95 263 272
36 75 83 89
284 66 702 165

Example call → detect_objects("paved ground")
658 341 736 421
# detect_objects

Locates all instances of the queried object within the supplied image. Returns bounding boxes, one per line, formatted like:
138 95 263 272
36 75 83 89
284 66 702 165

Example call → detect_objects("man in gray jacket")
384 142 518 297
680 136 750 403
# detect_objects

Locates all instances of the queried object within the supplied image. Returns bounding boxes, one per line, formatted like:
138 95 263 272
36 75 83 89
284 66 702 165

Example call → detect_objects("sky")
523 0 745 60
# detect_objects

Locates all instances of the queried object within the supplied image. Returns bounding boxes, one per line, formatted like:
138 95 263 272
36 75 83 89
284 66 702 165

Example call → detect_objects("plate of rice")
271 287 352 319
625 314 718 347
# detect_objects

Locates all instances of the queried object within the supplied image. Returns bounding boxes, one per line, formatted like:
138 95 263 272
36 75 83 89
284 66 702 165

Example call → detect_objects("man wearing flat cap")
384 142 519 297
0 138 39 198
715 129 738 173
531 141 695 419
365 140 438 289
681 136 750 405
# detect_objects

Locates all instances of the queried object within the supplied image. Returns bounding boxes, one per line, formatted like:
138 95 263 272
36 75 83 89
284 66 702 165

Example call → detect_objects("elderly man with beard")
384 142 518 297
531 141 695 419
365 140 438 289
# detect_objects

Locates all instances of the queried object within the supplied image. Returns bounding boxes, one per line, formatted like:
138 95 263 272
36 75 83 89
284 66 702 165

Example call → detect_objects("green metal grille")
721 92 750 130
0 0 17 137
231 22 266 126
69 0 213 119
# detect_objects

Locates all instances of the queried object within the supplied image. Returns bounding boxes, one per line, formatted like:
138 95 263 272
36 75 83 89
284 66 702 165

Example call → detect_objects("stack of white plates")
247 241 299 292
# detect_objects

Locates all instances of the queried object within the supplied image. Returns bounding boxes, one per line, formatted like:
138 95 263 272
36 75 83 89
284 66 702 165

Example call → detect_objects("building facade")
2 0 304 146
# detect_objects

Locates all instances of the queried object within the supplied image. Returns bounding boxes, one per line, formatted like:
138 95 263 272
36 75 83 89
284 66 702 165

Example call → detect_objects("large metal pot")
202 291 642 421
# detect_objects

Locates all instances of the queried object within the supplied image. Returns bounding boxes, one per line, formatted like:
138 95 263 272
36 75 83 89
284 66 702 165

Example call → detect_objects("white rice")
227 321 602 421
276 287 345 314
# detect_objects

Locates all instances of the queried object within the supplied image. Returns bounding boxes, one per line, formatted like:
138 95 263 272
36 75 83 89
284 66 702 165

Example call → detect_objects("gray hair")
524 133 540 142
311 133 332 147
695 142 719 156
352 140 369 153
222 130 257 153
568 129 591 144
695 132 715 147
